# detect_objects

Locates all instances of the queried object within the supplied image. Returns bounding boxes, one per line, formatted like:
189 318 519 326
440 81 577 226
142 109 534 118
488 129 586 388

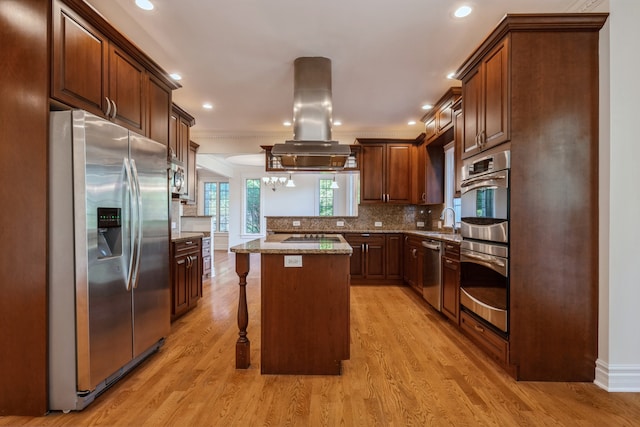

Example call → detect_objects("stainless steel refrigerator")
49 110 170 411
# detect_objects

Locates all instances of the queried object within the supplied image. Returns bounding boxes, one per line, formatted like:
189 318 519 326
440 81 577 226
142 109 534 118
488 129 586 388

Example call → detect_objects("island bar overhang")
230 234 353 375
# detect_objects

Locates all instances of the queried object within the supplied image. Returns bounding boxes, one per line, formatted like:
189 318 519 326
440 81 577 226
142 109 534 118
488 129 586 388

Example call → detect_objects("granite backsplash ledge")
267 204 445 232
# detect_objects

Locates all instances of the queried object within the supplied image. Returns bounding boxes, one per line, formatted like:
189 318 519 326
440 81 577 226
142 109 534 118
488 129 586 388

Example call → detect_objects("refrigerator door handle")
130 158 143 289
124 157 135 291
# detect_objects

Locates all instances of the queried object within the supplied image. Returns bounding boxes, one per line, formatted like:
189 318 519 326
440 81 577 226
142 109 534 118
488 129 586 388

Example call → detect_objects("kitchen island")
230 234 352 375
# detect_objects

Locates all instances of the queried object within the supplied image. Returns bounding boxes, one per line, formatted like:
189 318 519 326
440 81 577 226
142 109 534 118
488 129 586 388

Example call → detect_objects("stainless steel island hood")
270 57 351 170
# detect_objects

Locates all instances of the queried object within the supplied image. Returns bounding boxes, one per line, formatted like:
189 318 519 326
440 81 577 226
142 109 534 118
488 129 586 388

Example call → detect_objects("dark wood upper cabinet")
358 139 413 204
51 1 108 117
108 44 146 133
421 87 462 145
186 141 199 205
460 37 509 159
453 99 463 197
147 74 172 146
51 0 178 136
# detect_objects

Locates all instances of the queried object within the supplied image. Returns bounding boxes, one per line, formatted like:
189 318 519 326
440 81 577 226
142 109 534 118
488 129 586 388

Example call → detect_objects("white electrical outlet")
293 220 301 226
336 221 345 227
417 221 425 227
284 255 303 267
374 221 383 227
171 221 177 229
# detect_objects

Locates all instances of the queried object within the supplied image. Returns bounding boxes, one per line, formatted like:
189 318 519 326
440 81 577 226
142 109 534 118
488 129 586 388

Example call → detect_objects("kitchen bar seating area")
3 251 640 425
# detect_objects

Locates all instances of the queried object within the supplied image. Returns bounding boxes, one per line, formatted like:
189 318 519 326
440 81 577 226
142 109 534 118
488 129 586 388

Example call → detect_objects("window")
203 181 229 232
244 178 261 234
444 142 462 228
319 178 334 216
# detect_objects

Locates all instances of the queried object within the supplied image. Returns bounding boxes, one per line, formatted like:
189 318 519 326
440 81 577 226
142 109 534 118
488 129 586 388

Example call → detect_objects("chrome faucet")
440 207 457 231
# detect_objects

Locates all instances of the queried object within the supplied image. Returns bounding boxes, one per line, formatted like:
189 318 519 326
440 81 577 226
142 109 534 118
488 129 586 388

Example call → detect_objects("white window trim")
241 175 265 238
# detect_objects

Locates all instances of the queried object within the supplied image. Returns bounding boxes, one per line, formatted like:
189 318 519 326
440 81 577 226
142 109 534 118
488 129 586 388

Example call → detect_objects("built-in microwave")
460 147 510 244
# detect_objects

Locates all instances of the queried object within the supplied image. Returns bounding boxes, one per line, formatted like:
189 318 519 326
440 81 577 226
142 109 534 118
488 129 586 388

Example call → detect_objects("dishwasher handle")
421 240 441 251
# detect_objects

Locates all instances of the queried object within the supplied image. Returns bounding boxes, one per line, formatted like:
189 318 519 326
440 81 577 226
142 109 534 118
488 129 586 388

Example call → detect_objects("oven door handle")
461 250 508 277
460 172 508 194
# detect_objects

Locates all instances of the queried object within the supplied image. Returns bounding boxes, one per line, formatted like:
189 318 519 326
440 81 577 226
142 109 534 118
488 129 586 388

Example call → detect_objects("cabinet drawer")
443 241 460 259
173 239 201 255
460 311 508 366
202 237 211 250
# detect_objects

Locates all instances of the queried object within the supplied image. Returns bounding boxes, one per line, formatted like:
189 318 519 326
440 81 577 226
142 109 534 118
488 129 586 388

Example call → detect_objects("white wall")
596 0 640 391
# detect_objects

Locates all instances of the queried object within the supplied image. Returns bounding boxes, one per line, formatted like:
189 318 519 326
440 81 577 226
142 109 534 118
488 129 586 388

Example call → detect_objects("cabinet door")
482 38 510 149
186 141 199 204
462 65 482 159
365 236 385 280
412 143 427 204
345 235 365 279
147 74 171 146
425 145 444 205
177 117 190 165
172 254 189 318
441 257 460 324
454 106 463 197
360 144 385 203
188 252 202 305
425 117 437 141
437 100 454 133
108 45 146 133
169 112 178 161
51 1 108 117
386 144 412 204
385 234 403 280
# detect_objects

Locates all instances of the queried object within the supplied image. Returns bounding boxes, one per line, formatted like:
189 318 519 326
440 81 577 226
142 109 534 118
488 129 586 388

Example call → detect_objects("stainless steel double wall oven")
459 145 510 335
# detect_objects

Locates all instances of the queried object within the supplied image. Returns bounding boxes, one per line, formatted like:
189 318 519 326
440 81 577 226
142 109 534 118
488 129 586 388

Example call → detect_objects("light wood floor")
3 251 640 426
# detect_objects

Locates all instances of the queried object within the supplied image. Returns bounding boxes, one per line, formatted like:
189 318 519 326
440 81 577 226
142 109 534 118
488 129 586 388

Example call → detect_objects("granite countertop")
230 233 353 255
267 229 462 244
171 231 205 243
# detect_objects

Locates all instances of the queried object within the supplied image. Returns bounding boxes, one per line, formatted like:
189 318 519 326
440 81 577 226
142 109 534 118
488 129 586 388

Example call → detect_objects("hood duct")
270 57 351 170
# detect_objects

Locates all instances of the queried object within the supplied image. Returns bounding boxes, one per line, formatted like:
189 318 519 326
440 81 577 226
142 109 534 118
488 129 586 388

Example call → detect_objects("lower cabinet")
171 238 202 321
460 311 509 367
403 235 424 294
344 233 403 284
441 242 460 324
202 236 211 278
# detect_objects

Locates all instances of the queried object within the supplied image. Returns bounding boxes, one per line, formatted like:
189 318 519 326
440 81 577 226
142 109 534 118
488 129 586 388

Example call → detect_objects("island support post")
235 252 250 368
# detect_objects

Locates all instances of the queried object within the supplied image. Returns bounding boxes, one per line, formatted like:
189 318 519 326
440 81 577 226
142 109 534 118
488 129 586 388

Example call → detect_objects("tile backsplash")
266 203 445 232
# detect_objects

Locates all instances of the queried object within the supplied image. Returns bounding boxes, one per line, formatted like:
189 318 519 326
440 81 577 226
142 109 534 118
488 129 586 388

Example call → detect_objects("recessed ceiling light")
283 121 292 126
135 0 154 11
202 103 213 110
169 73 182 81
421 104 433 110
333 120 342 126
408 120 417 126
454 5 472 18
446 72 456 79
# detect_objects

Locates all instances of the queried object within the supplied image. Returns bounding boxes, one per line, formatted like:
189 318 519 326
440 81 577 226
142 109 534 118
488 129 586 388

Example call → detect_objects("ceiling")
84 0 602 156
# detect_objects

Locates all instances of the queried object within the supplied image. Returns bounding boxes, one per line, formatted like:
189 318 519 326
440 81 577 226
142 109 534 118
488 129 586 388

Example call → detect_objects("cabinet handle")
445 259 453 264
412 248 417 258
474 324 485 333
421 192 426 202
105 97 111 116
111 99 117 119
185 241 193 245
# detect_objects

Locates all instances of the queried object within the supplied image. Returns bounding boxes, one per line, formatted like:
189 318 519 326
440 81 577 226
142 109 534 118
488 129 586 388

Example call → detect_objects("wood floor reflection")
3 251 640 426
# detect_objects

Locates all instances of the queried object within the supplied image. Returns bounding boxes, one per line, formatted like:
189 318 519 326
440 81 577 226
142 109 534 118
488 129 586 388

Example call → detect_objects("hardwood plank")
2 250 640 425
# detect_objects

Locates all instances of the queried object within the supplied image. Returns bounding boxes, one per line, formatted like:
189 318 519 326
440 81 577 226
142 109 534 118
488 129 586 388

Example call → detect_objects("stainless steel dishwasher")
422 239 443 311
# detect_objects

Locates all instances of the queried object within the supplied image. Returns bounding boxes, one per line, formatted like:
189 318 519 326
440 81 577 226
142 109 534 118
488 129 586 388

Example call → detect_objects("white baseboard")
594 359 640 391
